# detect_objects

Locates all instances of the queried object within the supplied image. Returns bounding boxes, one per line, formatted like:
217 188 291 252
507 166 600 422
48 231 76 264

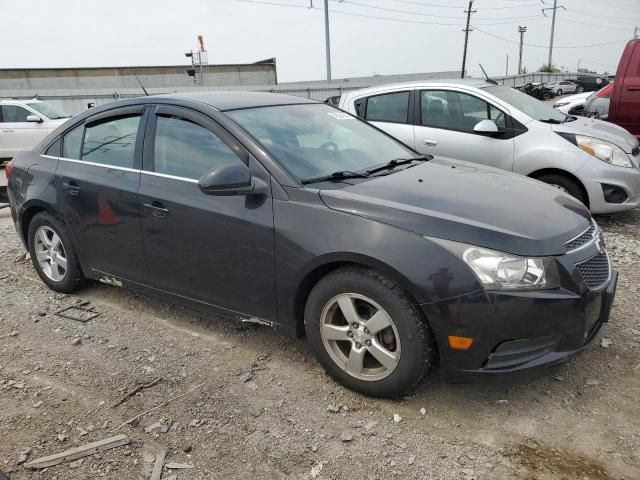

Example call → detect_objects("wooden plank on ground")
24 434 130 469
150 448 167 480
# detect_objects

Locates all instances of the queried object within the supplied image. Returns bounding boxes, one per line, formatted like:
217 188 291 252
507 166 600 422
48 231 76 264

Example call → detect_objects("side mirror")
473 119 500 136
26 115 43 123
198 163 255 196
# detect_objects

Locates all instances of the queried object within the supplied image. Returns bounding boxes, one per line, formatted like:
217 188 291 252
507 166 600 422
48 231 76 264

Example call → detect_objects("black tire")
304 266 434 398
27 211 85 293
542 92 551 101
536 173 586 205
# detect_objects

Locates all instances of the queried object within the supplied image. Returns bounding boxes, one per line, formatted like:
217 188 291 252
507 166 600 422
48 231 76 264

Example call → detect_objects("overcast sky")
0 0 637 81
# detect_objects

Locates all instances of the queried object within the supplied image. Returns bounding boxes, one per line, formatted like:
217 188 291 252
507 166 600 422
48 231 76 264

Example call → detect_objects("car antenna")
478 64 499 85
133 74 150 96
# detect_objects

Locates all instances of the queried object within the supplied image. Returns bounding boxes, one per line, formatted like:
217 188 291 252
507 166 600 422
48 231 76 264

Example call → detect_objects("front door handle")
423 139 439 147
627 86 640 91
144 202 170 218
2 129 14 133
62 181 80 196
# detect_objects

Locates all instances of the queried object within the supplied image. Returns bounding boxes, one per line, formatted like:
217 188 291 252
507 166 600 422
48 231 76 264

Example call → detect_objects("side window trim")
58 106 148 170
143 105 249 181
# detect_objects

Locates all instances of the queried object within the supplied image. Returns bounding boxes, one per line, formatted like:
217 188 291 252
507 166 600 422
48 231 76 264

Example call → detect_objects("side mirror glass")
198 163 254 196
26 115 43 123
473 119 500 135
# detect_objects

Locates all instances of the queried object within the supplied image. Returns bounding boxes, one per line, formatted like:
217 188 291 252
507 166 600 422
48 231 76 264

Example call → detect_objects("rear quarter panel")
8 151 60 245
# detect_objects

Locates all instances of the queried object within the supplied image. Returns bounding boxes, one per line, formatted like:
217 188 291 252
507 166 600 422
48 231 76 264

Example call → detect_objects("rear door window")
0 105 30 122
82 115 141 168
364 91 410 124
153 115 243 180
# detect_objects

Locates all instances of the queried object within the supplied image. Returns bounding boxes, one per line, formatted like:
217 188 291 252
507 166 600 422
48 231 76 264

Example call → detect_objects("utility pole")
506 54 509 76
324 0 332 81
634 26 638 39
518 26 527 75
542 0 565 69
460 0 476 79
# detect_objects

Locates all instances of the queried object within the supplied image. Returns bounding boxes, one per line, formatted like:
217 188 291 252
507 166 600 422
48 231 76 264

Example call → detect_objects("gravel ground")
0 206 639 480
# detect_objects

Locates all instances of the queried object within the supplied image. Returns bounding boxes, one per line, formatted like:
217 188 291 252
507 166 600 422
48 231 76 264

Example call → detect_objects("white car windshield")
227 103 419 184
483 86 567 123
27 101 70 120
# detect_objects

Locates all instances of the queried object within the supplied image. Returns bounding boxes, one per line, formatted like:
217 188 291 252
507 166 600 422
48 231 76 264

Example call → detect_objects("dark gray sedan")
6 92 616 397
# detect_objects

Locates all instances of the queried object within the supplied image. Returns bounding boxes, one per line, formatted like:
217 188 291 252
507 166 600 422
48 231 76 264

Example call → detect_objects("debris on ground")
393 413 403 423
24 434 129 469
165 462 194 469
600 338 613 348
112 377 163 407
340 431 354 442
54 304 101 323
150 447 167 480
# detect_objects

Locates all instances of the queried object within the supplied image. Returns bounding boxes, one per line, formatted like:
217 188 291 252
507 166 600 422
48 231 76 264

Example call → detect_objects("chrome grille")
576 253 610 290
565 223 596 252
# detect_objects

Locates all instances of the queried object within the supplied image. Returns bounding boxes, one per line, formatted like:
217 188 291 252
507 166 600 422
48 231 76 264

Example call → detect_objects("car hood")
319 159 591 257
554 92 591 106
552 116 638 153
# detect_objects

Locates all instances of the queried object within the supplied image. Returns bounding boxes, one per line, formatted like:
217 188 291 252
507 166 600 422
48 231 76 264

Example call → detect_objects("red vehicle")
610 39 640 140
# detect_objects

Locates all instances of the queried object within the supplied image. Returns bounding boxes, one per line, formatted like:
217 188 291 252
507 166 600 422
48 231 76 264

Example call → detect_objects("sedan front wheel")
305 266 434 397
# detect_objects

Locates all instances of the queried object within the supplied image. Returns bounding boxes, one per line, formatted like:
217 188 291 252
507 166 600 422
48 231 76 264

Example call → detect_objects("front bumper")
577 153 640 214
421 269 617 383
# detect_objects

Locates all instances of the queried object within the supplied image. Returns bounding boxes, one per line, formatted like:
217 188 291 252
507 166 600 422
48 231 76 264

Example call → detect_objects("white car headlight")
427 238 559 290
554 101 569 107
575 135 632 168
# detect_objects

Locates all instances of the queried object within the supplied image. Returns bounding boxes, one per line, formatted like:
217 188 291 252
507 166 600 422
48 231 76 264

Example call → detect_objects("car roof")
157 91 318 111
342 78 496 98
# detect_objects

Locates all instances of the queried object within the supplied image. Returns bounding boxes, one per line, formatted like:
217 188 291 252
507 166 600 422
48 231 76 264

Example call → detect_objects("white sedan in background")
553 92 593 115
0 99 70 160
545 80 578 96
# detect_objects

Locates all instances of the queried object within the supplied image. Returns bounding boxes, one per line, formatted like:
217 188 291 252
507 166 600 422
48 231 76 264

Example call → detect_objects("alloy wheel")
34 226 68 282
320 293 401 381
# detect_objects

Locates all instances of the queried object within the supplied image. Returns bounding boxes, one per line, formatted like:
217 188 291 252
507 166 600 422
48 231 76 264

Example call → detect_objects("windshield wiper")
301 170 370 185
366 155 430 175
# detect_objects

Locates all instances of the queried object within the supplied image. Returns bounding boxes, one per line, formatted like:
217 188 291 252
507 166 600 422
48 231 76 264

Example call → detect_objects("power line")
472 25 631 49
388 0 539 10
568 8 639 26
557 17 636 33
337 0 542 21
235 0 543 26
581 0 640 13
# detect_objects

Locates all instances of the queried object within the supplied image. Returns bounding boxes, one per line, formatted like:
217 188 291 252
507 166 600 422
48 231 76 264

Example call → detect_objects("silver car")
545 80 578 96
339 80 640 214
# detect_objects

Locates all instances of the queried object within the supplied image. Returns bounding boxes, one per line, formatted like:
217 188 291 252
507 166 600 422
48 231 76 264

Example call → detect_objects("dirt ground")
0 205 639 480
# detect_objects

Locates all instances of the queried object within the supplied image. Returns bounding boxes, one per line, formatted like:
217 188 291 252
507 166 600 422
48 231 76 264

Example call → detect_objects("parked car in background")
0 160 8 203
583 83 614 120
521 82 556 100
6 92 617 397
339 80 640 213
553 91 592 115
0 99 70 160
609 39 640 140
546 80 578 96
574 75 609 93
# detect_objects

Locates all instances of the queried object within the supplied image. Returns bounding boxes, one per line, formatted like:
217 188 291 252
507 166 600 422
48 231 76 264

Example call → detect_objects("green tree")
538 64 561 73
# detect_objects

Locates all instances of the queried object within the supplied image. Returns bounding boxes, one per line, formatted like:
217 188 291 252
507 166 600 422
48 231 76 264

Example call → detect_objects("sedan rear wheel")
28 212 85 293
305 266 434 397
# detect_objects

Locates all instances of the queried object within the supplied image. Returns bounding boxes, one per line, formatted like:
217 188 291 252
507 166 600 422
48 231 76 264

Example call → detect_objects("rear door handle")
2 129 14 133
144 202 170 218
627 86 640 91
62 181 80 196
423 139 439 147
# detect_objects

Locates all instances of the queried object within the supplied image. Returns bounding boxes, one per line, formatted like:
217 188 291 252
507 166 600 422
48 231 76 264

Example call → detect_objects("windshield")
26 101 70 119
483 85 566 123
227 104 415 183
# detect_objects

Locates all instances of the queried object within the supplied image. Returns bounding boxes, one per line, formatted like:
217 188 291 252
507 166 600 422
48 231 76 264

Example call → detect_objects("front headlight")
554 101 569 107
575 135 632 168
427 237 559 290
